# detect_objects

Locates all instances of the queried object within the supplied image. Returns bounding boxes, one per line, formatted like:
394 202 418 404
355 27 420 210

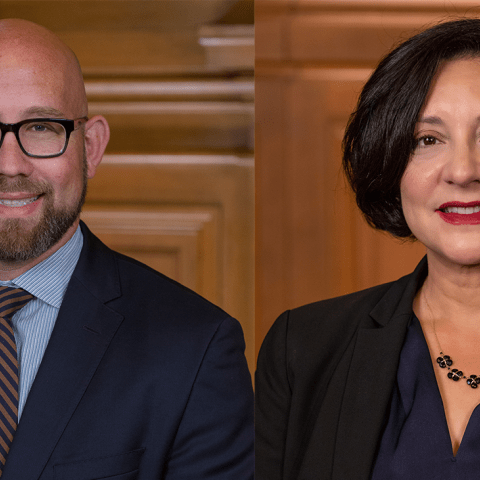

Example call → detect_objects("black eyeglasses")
0 117 88 158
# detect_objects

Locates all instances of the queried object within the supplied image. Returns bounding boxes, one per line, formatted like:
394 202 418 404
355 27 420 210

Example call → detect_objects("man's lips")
0 193 42 208
437 202 480 224
0 192 41 200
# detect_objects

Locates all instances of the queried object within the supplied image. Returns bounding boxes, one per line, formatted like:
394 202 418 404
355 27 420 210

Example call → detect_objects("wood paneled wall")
0 1 255 373
255 0 480 354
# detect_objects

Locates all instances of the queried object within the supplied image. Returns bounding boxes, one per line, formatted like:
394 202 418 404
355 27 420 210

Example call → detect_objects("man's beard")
0 160 87 264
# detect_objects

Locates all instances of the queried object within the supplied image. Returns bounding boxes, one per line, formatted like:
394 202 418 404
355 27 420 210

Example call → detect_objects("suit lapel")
296 257 428 480
295 312 412 480
331 258 427 479
2 224 123 479
331 312 411 479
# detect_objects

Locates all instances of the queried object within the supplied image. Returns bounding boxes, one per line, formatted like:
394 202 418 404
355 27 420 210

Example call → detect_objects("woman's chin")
427 247 480 269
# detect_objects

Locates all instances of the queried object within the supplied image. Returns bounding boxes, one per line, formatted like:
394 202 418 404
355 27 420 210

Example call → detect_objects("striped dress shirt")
0 226 83 420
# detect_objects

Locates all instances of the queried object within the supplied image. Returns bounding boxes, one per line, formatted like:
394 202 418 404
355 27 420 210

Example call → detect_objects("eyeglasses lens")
19 121 67 157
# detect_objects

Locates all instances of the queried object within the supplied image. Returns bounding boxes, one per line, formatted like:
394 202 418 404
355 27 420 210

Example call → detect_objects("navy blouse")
371 316 480 479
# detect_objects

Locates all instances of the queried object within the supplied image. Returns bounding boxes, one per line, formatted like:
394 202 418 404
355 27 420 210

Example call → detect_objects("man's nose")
0 132 34 177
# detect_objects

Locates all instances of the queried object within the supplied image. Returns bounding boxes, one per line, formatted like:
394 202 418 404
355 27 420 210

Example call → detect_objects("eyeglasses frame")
0 117 89 158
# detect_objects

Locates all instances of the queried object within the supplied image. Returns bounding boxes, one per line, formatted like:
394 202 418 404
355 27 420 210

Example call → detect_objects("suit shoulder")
262 275 412 358
111 249 231 325
290 281 394 324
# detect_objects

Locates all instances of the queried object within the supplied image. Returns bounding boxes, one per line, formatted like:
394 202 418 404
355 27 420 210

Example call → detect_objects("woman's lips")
438 202 480 225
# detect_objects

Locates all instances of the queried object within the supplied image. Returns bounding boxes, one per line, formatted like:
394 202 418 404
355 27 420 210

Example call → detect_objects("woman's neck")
416 253 480 331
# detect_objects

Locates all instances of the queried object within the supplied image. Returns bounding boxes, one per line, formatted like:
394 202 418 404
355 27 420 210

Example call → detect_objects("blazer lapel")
296 258 428 480
2 224 123 479
331 258 428 479
331 312 411 479
295 312 412 480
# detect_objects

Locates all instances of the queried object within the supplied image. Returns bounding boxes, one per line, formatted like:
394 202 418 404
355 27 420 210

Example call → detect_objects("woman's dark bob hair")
343 18 480 238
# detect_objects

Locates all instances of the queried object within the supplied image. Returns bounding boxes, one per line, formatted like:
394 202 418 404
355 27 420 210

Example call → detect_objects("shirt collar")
2 226 84 308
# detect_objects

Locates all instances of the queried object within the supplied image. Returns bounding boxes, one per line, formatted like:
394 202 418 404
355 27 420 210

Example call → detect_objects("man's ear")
84 115 110 179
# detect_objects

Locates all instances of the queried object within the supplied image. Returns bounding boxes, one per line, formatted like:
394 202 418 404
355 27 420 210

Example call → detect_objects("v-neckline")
414 316 480 459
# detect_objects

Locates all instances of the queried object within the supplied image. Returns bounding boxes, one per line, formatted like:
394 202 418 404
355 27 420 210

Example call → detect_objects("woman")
256 18 480 480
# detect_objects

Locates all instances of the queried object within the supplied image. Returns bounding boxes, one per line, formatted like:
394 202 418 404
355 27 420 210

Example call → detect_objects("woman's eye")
416 135 438 147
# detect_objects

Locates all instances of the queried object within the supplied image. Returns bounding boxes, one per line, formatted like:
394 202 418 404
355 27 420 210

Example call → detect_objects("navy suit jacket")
3 222 254 479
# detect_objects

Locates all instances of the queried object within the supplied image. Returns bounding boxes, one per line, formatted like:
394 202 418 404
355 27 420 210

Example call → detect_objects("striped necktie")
0 286 33 474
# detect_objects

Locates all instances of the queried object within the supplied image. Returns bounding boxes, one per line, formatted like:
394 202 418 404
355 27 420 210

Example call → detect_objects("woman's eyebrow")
417 115 444 126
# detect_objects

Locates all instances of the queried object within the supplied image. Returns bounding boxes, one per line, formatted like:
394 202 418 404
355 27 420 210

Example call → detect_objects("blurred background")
255 0 480 355
0 0 254 373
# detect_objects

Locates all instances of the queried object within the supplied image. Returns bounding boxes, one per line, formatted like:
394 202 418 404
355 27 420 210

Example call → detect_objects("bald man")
0 19 253 479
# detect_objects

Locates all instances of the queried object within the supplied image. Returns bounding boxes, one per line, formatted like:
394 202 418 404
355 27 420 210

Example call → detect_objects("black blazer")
3 222 254 479
255 258 428 480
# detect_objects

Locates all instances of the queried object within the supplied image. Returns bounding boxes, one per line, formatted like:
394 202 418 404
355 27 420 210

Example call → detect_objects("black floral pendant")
436 354 452 368
437 352 480 388
447 368 463 381
467 375 480 389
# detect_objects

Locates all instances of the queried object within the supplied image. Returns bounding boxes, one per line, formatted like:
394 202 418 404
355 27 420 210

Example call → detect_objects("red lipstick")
437 201 480 225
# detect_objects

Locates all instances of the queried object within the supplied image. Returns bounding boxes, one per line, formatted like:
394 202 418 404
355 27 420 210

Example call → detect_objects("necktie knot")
0 286 34 321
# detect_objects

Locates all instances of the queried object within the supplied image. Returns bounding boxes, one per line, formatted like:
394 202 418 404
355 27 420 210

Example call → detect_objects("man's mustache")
0 177 52 195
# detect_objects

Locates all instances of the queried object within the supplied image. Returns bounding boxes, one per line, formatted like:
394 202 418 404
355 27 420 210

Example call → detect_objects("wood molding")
256 0 480 11
81 207 221 304
85 80 254 100
89 101 253 115
0 0 238 30
199 25 254 69
100 154 254 166
256 1 480 65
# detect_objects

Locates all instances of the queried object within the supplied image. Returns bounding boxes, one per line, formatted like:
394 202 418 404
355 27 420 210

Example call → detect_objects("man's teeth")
0 196 39 207
444 206 480 214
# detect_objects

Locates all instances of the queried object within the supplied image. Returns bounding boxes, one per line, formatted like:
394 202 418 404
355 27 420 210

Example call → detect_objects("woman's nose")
442 142 480 187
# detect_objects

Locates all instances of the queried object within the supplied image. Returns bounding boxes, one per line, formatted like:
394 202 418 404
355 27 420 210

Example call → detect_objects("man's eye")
25 122 63 135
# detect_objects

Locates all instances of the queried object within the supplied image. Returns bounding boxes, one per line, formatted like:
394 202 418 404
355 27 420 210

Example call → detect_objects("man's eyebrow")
22 106 66 118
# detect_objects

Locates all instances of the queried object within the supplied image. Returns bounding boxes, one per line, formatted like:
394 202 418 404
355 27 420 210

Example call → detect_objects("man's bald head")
0 19 109 277
0 19 87 117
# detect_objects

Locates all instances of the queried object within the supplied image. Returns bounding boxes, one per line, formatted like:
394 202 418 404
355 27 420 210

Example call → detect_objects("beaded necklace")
424 290 480 389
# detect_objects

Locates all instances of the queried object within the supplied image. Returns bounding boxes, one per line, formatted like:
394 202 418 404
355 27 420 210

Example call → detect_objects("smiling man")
0 26 96 273
0 19 253 479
